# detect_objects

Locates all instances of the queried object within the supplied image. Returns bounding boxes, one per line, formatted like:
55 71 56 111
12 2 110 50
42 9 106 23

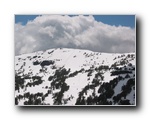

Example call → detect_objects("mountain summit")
15 48 135 105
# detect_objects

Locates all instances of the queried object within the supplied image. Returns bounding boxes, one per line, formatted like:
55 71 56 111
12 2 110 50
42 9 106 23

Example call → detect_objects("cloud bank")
15 15 135 55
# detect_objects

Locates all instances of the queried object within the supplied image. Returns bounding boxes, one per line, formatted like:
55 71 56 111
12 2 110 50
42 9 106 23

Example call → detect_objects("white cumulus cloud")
15 15 135 55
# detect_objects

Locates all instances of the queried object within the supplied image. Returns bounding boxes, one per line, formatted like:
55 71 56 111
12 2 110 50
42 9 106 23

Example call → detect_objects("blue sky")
15 15 135 28
15 15 39 25
93 15 135 28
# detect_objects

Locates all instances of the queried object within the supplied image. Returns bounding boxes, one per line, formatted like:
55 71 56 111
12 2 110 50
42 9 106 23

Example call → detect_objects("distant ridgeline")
15 48 135 105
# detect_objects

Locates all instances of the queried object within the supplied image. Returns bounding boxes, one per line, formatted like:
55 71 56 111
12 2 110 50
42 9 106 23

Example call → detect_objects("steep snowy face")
15 48 135 105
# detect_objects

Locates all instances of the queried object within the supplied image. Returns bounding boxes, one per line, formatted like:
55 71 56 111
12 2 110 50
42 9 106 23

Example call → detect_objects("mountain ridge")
15 48 135 105
15 48 135 56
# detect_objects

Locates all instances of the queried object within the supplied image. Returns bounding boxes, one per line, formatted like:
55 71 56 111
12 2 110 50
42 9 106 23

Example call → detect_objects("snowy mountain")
15 48 135 105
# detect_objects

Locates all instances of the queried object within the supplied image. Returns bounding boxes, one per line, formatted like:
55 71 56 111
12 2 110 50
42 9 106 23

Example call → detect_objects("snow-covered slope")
15 48 135 105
